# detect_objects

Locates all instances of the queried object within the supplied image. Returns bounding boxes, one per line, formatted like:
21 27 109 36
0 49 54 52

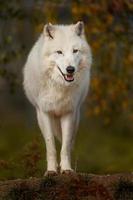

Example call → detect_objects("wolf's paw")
61 169 76 175
44 170 58 176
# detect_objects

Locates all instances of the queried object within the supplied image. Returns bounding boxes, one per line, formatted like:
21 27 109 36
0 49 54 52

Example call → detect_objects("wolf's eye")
73 49 78 53
56 50 63 54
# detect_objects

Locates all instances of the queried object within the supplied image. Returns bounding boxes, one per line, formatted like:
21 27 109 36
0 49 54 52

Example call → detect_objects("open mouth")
57 66 74 82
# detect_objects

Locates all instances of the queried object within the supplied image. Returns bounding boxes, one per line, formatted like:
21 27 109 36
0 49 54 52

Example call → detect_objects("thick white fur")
23 22 92 173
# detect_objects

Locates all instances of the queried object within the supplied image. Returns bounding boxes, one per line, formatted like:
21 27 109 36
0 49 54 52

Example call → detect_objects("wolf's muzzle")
57 66 74 82
66 66 75 74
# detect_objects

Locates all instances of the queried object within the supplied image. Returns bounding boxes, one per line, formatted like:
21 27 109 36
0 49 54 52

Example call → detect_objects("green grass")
74 119 133 173
0 115 133 180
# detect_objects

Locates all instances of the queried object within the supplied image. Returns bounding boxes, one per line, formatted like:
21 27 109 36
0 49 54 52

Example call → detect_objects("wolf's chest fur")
39 80 78 116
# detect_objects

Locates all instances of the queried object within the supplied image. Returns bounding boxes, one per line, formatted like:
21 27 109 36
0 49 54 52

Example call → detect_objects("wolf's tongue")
65 74 74 82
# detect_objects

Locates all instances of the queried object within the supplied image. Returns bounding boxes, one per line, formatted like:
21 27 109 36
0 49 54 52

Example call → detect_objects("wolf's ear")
75 21 84 36
43 23 54 39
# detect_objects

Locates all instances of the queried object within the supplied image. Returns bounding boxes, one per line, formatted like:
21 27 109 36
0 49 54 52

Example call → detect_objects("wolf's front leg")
60 112 76 173
37 110 57 174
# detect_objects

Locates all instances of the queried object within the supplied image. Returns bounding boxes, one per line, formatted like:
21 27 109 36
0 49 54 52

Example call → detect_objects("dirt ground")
0 173 133 200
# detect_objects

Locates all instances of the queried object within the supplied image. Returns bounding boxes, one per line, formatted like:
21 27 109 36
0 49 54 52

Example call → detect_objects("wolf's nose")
66 66 75 74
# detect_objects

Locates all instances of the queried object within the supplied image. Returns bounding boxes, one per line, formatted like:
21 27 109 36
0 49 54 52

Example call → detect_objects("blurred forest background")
0 0 133 180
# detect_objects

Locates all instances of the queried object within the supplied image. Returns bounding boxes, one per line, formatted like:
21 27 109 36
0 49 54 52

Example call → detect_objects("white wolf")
23 21 92 175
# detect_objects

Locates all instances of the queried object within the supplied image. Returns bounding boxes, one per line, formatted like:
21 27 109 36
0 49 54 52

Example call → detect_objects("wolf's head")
41 22 92 85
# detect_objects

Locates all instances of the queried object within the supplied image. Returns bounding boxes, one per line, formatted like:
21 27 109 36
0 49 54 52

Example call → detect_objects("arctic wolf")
23 21 92 175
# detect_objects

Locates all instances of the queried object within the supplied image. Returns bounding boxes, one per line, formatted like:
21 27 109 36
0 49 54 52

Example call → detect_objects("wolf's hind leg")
52 117 62 142
72 108 80 147
37 110 58 173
